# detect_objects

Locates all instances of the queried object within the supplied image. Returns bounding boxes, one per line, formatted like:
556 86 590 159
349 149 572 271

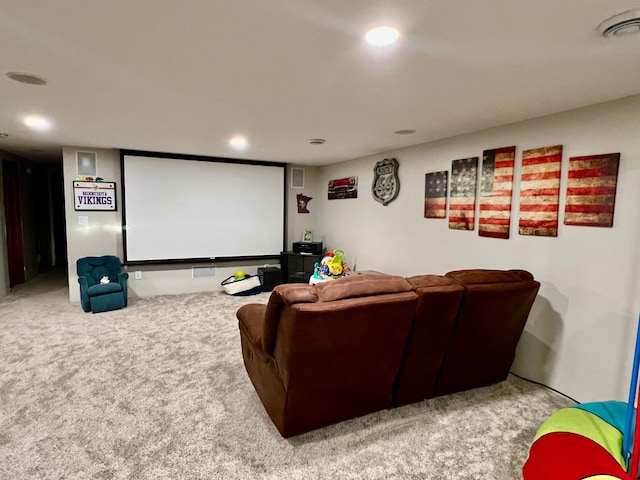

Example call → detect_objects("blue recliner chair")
77 256 129 313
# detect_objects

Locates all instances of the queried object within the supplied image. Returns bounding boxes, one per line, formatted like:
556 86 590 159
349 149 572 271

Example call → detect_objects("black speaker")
258 267 283 292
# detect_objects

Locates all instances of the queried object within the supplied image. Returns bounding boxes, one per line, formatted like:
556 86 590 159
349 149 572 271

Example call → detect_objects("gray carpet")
0 269 571 479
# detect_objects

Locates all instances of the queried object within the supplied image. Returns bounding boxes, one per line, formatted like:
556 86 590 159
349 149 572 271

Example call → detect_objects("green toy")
328 249 345 276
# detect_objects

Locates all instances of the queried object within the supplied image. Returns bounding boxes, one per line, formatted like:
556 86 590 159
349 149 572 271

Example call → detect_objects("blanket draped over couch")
237 269 540 437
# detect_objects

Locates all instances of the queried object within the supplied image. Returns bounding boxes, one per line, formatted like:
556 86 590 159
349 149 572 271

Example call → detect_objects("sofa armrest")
509 269 535 281
237 304 266 344
273 283 318 304
261 284 318 354
238 303 282 366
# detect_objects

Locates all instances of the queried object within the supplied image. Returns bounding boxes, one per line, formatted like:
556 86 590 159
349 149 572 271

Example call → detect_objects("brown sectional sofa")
237 269 540 437
435 269 541 397
393 274 464 406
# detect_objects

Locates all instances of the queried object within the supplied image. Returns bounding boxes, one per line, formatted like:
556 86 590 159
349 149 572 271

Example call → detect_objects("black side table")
281 251 323 283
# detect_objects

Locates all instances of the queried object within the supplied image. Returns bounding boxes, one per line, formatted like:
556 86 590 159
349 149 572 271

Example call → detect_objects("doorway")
2 159 25 286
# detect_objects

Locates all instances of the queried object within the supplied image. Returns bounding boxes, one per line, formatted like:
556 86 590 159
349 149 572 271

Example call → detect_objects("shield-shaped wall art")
372 158 400 206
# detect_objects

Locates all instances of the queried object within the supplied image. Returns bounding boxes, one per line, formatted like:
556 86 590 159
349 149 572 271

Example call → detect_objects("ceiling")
1 1 639 166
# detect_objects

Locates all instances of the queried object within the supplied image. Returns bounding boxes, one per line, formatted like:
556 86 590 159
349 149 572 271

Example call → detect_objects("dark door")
34 167 52 270
2 159 25 286
50 165 67 266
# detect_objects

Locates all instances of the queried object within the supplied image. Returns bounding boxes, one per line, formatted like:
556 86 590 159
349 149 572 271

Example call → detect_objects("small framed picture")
302 230 314 243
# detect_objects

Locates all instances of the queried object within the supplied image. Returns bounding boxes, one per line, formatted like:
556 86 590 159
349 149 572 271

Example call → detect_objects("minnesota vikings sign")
73 181 117 211
371 158 400 206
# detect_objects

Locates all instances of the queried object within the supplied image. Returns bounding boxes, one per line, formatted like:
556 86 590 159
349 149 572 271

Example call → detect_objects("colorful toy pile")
312 249 350 282
523 401 632 479
524 314 640 480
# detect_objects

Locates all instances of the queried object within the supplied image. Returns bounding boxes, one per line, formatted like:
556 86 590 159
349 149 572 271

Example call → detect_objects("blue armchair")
77 256 129 313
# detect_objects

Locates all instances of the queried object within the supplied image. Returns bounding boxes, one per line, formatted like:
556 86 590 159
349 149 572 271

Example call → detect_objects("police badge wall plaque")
371 158 400 206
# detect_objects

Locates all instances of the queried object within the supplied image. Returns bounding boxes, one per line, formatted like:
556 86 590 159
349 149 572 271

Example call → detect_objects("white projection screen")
121 151 286 263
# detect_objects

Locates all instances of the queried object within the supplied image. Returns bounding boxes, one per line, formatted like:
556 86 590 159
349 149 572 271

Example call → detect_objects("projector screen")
121 150 286 264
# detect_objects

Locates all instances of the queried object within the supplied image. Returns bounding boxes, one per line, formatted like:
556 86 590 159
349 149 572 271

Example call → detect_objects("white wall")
286 165 320 250
63 147 124 301
316 95 640 403
63 150 315 300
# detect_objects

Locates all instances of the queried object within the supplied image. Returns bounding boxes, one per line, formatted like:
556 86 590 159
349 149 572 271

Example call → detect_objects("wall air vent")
192 266 216 278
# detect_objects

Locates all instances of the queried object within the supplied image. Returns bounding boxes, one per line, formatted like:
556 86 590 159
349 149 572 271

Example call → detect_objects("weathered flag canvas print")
564 153 620 227
518 145 563 237
424 171 448 219
479 146 515 239
449 157 478 230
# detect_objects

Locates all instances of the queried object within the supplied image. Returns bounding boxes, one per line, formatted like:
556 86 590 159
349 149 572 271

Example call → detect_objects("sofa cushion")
446 268 534 284
315 273 413 302
407 274 460 289
87 282 123 296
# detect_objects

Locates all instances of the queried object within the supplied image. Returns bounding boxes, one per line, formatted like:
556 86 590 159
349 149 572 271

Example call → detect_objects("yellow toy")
329 249 346 274
328 262 343 276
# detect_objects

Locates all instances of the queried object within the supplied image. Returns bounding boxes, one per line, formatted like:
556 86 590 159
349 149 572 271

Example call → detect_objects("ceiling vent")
598 10 640 38
308 138 326 145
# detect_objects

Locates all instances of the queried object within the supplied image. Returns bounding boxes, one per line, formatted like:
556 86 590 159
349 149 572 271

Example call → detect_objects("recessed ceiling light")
598 9 640 37
308 138 326 145
6 72 48 85
394 129 416 135
229 136 248 150
365 26 400 47
23 115 51 131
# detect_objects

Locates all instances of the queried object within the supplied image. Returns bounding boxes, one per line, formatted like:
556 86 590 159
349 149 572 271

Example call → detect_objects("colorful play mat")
525 316 640 479
523 401 634 479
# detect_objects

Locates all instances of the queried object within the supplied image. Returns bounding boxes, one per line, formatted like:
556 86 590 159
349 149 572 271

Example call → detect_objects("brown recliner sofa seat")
393 274 465 406
433 269 541 397
237 269 540 437
237 273 418 438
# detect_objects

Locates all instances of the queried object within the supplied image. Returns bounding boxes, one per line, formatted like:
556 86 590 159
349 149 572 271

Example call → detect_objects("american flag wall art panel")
479 146 515 239
449 157 478 231
564 153 620 227
424 171 448 219
518 145 563 237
